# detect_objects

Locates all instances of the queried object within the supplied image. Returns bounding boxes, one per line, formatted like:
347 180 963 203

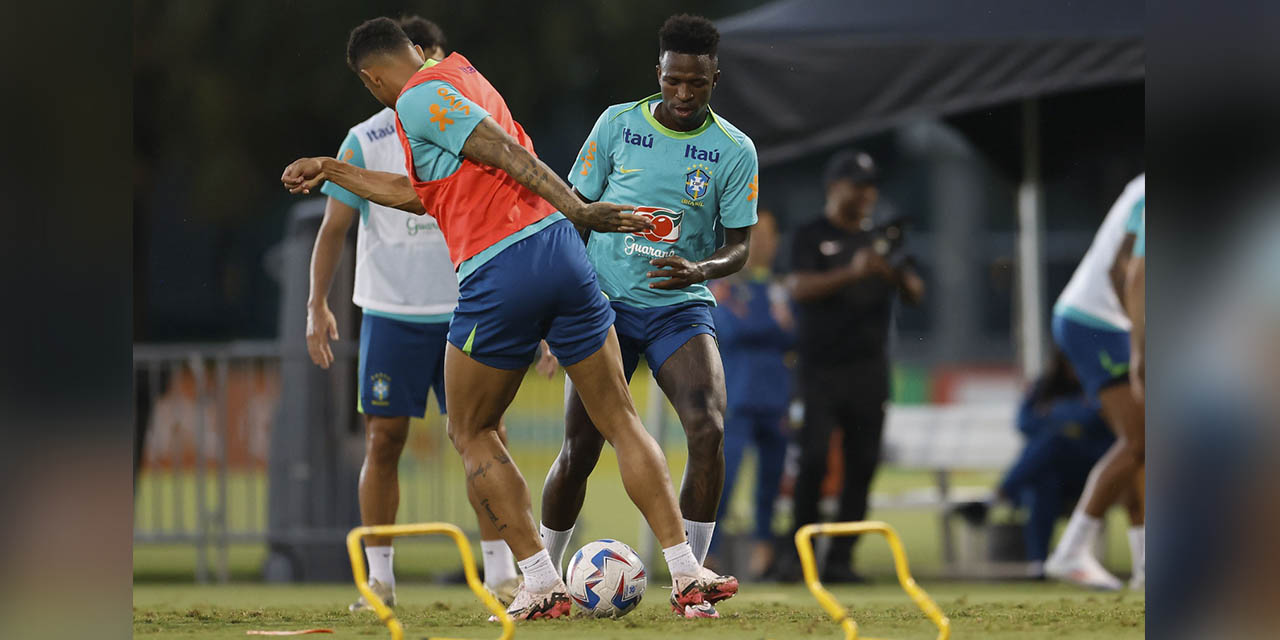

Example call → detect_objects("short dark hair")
346 17 411 72
397 15 447 53
659 14 719 58
823 149 879 188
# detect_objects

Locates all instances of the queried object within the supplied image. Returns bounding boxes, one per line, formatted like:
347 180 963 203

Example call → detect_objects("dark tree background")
133 0 768 341
133 0 1141 350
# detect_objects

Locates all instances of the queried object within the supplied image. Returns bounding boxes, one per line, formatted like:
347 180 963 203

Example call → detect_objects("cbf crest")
683 163 713 206
370 373 391 405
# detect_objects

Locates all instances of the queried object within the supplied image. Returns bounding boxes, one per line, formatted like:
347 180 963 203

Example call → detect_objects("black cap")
823 149 878 187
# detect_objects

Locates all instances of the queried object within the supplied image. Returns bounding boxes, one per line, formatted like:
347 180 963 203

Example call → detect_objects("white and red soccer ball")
565 539 647 618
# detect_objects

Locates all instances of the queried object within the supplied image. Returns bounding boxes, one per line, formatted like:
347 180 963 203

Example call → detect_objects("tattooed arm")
458 117 650 234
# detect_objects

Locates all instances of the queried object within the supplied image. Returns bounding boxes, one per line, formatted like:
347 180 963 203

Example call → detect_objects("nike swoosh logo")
618 166 644 174
1099 350 1129 377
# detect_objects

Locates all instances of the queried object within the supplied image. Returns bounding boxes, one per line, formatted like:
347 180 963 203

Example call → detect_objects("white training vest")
348 108 458 316
1054 174 1145 330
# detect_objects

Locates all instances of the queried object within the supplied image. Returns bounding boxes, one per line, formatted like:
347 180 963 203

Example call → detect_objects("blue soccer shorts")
358 312 449 418
1052 312 1131 401
448 218 616 370
612 301 716 380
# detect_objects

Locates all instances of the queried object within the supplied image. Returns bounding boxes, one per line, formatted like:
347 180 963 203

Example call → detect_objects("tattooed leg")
444 344 543 560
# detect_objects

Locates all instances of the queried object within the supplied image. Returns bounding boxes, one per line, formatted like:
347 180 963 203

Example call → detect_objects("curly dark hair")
398 15 447 54
658 14 719 58
346 17 411 72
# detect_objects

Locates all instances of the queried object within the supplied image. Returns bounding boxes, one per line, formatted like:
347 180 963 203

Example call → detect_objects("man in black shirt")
784 150 925 582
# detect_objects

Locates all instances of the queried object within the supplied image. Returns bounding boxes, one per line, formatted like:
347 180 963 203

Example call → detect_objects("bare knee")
678 390 725 460
447 418 500 460
556 432 605 483
1113 435 1146 467
366 417 409 467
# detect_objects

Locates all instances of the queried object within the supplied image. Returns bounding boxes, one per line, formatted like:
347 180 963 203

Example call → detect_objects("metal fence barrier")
134 337 685 583
134 340 281 583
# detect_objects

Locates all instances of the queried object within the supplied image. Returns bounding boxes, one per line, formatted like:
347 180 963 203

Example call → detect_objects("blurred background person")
704 207 794 579
779 150 925 583
988 348 1116 579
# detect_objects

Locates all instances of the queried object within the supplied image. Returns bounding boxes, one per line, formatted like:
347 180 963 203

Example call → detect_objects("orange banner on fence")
141 364 280 471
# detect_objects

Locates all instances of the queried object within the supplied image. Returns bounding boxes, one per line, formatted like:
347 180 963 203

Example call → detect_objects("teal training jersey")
1133 216 1145 257
569 94 759 308
396 79 491 183
1126 199 1145 258
321 130 368 219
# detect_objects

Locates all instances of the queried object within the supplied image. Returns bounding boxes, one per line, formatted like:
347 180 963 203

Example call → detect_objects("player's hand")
570 201 653 234
851 247 894 280
282 157 329 195
534 340 559 379
647 256 707 290
306 303 340 369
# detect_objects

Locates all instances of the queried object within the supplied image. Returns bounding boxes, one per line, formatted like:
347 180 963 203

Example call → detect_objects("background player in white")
1044 174 1145 590
305 16 519 611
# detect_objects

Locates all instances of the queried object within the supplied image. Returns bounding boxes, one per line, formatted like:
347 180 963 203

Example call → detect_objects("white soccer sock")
683 519 716 566
481 539 518 587
365 545 395 588
1054 510 1102 560
663 542 701 579
540 524 576 576
517 549 561 593
1128 526 1145 577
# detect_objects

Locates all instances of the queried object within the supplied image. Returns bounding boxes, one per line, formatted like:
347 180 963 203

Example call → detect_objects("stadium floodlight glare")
345 523 514 640
795 521 951 640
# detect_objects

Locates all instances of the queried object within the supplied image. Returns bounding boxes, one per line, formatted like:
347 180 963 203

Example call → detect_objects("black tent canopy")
714 0 1144 166
713 0 1143 376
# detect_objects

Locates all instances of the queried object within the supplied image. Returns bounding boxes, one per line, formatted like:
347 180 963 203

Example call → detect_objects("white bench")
876 404 1023 576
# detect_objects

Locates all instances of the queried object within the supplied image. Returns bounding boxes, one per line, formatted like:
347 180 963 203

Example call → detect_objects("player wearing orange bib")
282 17 737 621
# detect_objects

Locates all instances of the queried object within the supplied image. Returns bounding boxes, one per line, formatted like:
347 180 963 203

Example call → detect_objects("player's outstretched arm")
647 226 751 290
281 157 425 214
458 117 651 234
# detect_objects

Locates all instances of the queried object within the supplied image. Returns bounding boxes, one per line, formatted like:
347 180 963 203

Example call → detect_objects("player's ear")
713 68 721 88
358 68 378 88
412 44 425 61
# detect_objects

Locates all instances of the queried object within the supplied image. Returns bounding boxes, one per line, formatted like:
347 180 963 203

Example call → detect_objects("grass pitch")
133 581 1144 639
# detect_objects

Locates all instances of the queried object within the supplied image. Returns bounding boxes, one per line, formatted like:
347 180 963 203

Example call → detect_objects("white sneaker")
670 566 739 616
488 579 572 622
1045 552 1123 591
348 578 396 612
1129 570 1145 591
486 576 524 607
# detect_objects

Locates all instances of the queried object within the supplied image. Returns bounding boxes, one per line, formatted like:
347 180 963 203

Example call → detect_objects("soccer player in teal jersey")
539 14 758 618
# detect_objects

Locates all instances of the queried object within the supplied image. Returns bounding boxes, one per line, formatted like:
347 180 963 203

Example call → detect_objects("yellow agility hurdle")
346 523 515 640
795 521 951 640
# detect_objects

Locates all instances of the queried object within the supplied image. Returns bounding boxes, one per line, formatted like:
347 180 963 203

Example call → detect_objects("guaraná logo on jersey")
631 206 683 243
684 163 714 205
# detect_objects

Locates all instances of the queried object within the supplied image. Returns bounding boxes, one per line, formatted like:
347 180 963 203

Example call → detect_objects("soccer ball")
565 539 647 618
